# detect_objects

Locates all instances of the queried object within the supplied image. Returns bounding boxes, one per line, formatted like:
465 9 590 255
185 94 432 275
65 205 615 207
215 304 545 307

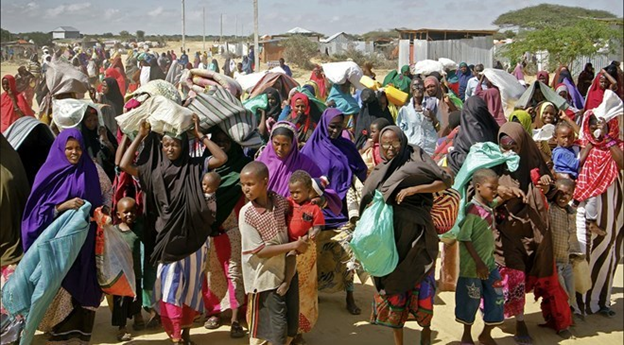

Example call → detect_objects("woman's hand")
56 197 85 213
396 186 420 205
137 119 151 139
539 174 553 186
497 185 526 203
192 113 203 139
98 126 108 139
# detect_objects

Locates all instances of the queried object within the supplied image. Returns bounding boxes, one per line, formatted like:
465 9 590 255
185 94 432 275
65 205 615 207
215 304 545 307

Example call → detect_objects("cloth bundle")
249 72 300 101
412 59 445 76
184 69 242 99
186 86 262 147
124 79 182 105
438 58 457 71
322 61 364 89
94 207 136 297
116 95 194 138
482 68 526 117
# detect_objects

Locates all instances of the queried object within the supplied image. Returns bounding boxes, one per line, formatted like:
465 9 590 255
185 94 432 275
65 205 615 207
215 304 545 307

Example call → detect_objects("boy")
360 118 391 175
552 122 580 180
112 197 143 341
239 162 308 345
549 179 583 322
202 171 221 218
455 168 504 345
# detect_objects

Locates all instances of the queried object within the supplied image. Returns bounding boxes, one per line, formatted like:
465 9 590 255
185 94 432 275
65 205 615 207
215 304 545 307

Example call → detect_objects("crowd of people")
0 42 623 345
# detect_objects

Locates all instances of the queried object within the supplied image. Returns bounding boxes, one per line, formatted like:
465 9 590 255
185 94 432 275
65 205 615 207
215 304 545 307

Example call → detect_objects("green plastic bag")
350 190 398 277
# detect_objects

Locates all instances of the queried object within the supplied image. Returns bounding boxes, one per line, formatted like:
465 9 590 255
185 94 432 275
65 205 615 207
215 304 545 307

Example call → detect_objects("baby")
202 171 221 217
551 122 580 180
360 118 391 175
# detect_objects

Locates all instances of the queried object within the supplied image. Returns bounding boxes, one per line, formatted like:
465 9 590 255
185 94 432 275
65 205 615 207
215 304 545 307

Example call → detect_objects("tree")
494 4 617 30
102 32 114 38
1 28 13 42
136 30 145 40
119 30 130 38
19 32 52 46
499 19 622 69
281 35 319 70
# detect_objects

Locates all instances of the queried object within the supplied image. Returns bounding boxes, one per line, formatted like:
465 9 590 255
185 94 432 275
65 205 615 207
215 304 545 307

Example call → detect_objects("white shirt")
465 77 488 99
397 100 440 156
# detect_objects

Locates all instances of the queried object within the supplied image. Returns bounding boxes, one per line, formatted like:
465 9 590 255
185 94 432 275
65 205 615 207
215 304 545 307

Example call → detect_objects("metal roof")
52 26 80 32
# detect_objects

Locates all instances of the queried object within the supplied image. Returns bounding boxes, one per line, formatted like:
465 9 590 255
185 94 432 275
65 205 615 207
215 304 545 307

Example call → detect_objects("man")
457 62 472 101
279 58 292 77
464 64 487 100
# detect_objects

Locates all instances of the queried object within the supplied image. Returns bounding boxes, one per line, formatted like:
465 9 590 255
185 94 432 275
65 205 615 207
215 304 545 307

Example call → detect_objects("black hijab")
447 97 500 175
355 88 394 149
102 77 124 115
263 87 282 121
149 58 166 81
137 132 214 264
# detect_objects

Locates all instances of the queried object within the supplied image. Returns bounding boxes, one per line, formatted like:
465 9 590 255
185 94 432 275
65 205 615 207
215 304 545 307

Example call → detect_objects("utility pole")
235 15 238 40
202 7 206 51
181 0 186 52
253 0 259 70
220 13 223 43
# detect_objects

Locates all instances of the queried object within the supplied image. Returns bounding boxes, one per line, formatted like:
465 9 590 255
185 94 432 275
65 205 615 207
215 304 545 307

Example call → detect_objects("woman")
551 66 584 110
193 52 201 69
301 109 368 316
0 135 30 314
458 62 473 100
355 88 395 149
15 66 36 108
287 93 316 145
496 122 572 342
537 70 550 85
120 116 227 344
149 58 166 82
327 81 360 131
21 129 110 344
201 128 249 338
509 109 533 134
363 126 452 345
475 74 506 126
105 67 127 96
242 56 252 74
585 68 619 111
447 96 500 175
574 112 623 317
309 65 328 101
97 77 125 134
577 63 594 97
383 65 412 94
223 57 232 77
263 87 282 121
209 59 220 73
1 75 34 132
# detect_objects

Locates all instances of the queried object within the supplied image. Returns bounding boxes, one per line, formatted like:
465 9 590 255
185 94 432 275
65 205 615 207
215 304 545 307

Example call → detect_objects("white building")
320 32 373 56
51 26 81 40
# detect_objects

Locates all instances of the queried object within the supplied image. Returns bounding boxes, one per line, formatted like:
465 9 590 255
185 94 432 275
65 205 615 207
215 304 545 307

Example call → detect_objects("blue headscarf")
327 83 360 115
457 62 472 100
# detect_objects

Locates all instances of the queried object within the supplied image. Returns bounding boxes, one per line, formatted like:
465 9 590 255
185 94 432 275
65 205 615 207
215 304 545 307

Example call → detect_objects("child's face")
476 177 499 204
240 171 267 201
555 126 575 148
116 200 137 226
541 105 556 125
289 181 311 205
555 183 574 208
202 175 219 194
369 124 380 143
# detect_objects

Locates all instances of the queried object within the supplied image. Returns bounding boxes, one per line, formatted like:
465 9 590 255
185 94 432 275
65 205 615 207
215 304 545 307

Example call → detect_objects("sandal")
230 321 246 338
204 316 221 330
599 307 616 318
346 303 361 315
513 335 533 345
116 332 132 342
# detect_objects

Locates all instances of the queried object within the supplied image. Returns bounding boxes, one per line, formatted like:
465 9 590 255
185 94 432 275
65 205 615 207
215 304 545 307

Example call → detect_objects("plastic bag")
321 61 364 89
116 95 194 138
349 190 398 277
438 58 457 71
482 68 526 117
94 207 137 297
573 259 592 294
412 60 444 76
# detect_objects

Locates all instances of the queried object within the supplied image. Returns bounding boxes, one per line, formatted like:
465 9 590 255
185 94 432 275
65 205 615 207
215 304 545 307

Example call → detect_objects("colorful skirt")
316 226 355 293
297 241 318 334
370 270 435 329
498 266 526 319
202 227 245 316
0 264 17 315
154 243 208 341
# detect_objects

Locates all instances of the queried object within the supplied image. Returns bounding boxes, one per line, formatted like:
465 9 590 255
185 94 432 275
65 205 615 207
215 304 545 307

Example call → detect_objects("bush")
282 35 319 70
331 48 396 70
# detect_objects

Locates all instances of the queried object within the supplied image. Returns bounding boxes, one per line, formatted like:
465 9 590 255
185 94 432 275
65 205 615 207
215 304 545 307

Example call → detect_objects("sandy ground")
2 42 622 345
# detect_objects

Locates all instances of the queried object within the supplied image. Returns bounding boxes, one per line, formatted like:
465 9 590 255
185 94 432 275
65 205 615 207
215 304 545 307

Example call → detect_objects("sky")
1 0 623 37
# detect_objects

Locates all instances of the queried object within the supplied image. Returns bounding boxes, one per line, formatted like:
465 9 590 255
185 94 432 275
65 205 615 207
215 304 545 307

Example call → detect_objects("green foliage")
102 32 114 38
362 29 399 42
494 4 617 29
281 35 319 70
1 28 13 42
20 32 52 46
136 30 145 40
499 19 622 69
119 30 130 38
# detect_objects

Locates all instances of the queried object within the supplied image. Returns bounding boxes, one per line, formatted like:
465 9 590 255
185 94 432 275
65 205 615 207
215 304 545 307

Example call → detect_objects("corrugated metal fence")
412 37 495 67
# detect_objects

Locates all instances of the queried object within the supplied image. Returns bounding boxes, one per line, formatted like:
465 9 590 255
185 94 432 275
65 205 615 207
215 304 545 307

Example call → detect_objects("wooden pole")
181 0 186 52
203 7 206 51
253 0 259 69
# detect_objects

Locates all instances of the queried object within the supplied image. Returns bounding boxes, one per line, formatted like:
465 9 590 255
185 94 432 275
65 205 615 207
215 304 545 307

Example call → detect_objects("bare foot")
513 321 532 345
587 221 606 236
421 326 432 345
346 291 361 315
478 333 498 345
276 282 289 296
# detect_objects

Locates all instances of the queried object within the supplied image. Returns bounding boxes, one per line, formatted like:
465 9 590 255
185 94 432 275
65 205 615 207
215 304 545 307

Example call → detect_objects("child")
360 118 391 175
202 171 221 218
552 121 580 180
549 179 583 326
239 161 308 345
112 197 143 341
455 168 504 345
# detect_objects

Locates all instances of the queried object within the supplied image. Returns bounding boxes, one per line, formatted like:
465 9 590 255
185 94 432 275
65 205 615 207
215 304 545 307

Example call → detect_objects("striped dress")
575 174 624 315
154 241 209 341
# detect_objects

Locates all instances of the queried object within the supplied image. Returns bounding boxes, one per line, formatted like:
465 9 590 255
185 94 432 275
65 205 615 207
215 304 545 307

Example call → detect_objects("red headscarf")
583 75 605 112
290 93 313 142
536 70 550 85
309 65 327 99
105 67 126 96
574 112 622 202
1 74 35 132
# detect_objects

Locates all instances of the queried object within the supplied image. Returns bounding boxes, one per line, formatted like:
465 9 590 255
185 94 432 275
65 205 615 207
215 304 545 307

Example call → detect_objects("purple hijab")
21 128 102 307
256 121 323 197
512 63 525 81
301 108 368 227
562 78 585 110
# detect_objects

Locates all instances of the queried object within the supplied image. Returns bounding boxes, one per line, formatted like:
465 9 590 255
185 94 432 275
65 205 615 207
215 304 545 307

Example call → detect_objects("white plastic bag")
438 58 457 71
116 95 194 137
412 60 444 76
322 61 364 89
483 68 526 117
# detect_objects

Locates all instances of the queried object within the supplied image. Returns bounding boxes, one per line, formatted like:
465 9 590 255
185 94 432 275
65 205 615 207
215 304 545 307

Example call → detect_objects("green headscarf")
509 110 532 134
382 65 412 94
